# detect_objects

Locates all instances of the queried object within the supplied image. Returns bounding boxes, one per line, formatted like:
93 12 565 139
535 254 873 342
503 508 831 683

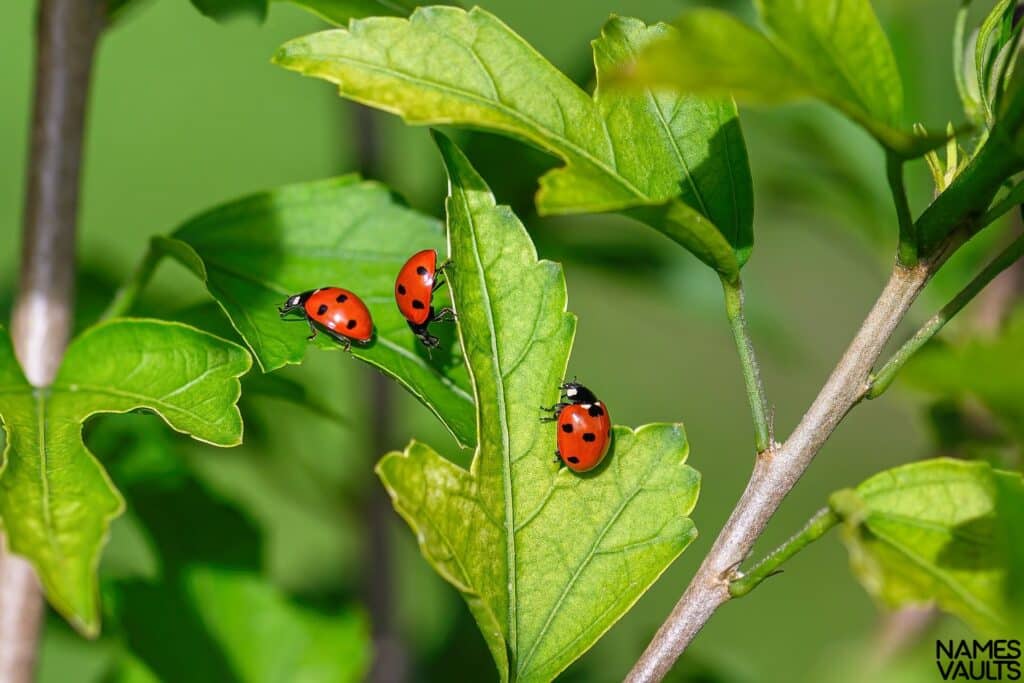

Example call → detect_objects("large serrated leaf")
625 2 945 158
830 458 1022 637
161 175 476 448
274 7 753 278
376 133 700 682
0 319 250 634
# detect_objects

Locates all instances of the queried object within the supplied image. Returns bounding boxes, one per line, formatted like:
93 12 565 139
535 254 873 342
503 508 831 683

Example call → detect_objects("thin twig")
1 1 105 680
867 231 1024 398
626 259 937 682
721 276 771 453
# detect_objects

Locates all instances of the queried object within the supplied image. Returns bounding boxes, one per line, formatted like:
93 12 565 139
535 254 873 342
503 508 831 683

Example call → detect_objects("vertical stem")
721 277 771 454
352 103 408 683
1 1 105 681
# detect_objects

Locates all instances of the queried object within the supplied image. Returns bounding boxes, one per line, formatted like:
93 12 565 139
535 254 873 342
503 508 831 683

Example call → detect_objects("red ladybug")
279 287 373 351
394 249 454 348
541 381 612 473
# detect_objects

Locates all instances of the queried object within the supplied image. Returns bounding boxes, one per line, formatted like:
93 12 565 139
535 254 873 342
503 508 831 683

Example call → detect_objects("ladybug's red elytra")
279 287 374 351
394 249 454 348
541 381 612 473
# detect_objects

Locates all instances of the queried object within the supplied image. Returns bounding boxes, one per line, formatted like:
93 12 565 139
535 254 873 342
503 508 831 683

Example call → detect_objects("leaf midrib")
309 52 652 203
457 186 518 656
515 441 660 677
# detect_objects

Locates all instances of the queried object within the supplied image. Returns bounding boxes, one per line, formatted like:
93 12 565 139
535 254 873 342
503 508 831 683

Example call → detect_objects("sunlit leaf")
0 320 250 634
160 175 476 448
377 134 700 681
275 7 753 277
830 458 1022 636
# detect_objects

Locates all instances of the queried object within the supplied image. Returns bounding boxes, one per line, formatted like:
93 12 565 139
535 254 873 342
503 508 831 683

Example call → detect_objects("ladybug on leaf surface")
279 287 374 351
541 381 612 473
394 249 454 349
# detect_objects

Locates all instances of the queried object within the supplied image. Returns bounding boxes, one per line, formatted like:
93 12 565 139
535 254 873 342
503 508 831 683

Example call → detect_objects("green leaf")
902 309 1024 444
161 175 476 448
190 0 267 22
278 0 424 26
0 319 250 634
185 567 370 682
625 3 945 157
830 458 1022 636
274 7 753 278
376 134 700 681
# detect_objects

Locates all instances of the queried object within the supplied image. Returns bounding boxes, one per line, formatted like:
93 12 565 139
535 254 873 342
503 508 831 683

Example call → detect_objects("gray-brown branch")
626 259 939 682
0 1 105 680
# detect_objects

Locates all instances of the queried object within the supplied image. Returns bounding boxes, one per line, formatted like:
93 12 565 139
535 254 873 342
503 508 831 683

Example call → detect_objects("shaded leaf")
161 175 476 448
830 458 1022 636
190 0 267 22
275 7 753 277
624 2 946 157
105 457 370 682
185 567 370 682
0 320 250 634
279 0 427 26
377 134 700 681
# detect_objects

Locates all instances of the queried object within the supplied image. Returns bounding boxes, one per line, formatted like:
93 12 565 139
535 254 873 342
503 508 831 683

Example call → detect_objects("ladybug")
394 249 454 348
541 381 612 473
278 287 374 351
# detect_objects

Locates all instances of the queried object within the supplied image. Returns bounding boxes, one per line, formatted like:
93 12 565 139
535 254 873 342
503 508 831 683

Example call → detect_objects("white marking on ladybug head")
565 386 578 398
287 295 302 307
582 403 591 410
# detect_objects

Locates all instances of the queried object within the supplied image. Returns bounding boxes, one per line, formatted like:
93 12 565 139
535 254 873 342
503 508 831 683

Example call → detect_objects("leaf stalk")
728 507 839 598
868 230 1024 399
887 152 918 267
102 239 163 320
721 277 771 454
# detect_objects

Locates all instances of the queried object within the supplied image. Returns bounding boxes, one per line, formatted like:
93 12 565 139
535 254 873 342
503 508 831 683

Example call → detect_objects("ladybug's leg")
306 319 318 341
539 402 568 422
431 306 456 323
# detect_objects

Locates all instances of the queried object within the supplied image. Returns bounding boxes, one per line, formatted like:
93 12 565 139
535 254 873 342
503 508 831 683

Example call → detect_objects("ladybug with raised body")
394 249 454 348
541 381 612 473
279 287 374 351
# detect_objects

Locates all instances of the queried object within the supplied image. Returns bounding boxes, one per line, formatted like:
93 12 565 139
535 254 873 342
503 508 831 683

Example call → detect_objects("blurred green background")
0 0 1002 681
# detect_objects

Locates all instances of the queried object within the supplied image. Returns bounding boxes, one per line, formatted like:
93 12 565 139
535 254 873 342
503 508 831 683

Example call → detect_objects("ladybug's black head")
279 291 312 316
561 381 598 405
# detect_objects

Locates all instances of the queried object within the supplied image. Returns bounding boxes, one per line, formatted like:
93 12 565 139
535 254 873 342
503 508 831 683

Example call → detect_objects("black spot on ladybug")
567 456 580 464
412 299 426 310
583 432 596 442
561 423 573 433
336 293 348 303
416 266 428 276
317 304 328 316
397 284 407 295
588 404 604 417
346 319 357 330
